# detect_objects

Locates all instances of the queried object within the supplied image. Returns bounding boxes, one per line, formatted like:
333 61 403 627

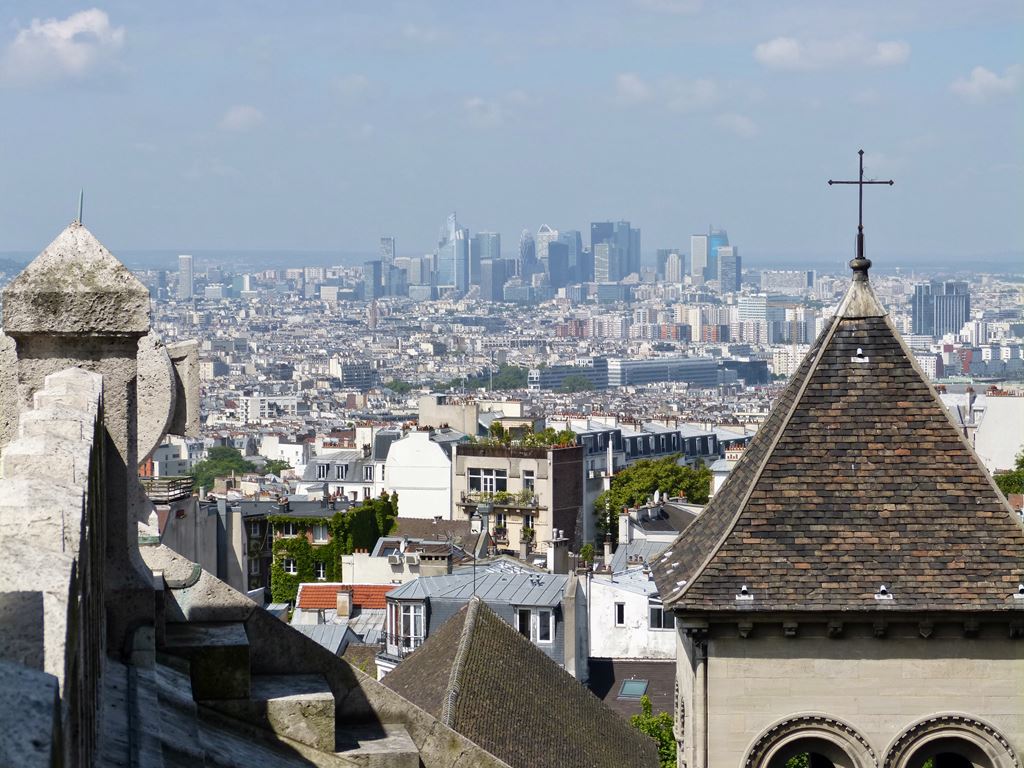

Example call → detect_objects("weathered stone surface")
167 340 200 438
136 331 176 463
336 723 420 768
2 223 149 336
0 330 16 451
163 621 251 700
0 660 60 768
206 674 336 751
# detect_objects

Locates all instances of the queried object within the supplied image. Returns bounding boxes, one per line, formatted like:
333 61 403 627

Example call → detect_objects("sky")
0 1 1021 269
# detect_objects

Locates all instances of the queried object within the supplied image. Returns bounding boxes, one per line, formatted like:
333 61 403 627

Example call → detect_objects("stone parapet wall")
0 367 106 768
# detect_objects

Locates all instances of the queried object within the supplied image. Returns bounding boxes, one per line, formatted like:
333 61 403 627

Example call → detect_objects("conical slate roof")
384 597 659 768
651 268 1024 613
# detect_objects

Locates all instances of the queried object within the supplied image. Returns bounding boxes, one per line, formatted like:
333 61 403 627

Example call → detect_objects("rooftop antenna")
76 189 84 225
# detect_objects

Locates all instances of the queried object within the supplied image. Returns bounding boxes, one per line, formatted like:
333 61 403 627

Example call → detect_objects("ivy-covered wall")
268 492 399 603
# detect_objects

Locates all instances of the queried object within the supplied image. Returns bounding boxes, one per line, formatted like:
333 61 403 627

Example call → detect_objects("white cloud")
219 105 265 132
615 73 653 105
753 35 910 71
0 8 125 86
715 113 758 139
332 74 370 102
402 23 444 45
950 65 1021 103
664 77 719 112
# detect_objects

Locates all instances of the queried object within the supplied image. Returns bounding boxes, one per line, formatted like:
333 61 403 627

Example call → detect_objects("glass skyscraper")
435 213 469 292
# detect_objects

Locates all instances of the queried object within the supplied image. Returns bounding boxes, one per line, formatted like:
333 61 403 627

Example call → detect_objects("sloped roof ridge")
441 595 481 727
662 313 844 605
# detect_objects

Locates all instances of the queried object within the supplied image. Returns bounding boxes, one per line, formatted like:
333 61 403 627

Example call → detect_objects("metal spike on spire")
828 150 894 281
76 189 84 225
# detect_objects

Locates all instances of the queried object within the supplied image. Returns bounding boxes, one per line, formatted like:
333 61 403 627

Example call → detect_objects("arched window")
744 715 877 768
884 715 1019 768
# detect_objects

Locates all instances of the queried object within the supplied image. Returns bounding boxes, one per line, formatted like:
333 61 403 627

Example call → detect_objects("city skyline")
0 2 1020 266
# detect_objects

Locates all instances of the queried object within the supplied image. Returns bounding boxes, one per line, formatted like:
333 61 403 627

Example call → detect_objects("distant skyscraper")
594 243 612 283
657 248 687 280
690 235 708 281
547 241 570 289
707 228 729 282
590 222 614 251
717 246 741 292
471 232 501 286
379 236 396 265
591 221 638 281
664 251 684 283
177 254 194 300
479 258 508 302
519 229 537 277
536 224 559 266
435 213 469 292
363 260 383 299
628 225 641 277
558 230 583 281
912 280 971 338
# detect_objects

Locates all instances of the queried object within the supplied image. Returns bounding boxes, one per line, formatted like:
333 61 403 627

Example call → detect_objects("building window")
283 558 297 575
336 464 348 480
317 464 329 480
363 465 374 482
517 609 531 637
315 561 326 580
248 557 260 575
468 467 508 494
279 522 297 537
649 601 675 630
522 469 535 492
363 486 371 499
494 512 507 530
615 602 625 626
387 602 425 655
312 524 329 543
618 679 649 700
522 514 534 529
535 609 553 644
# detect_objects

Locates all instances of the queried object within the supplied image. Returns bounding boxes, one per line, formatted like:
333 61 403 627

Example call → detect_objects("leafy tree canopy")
263 459 292 476
475 423 575 448
558 374 595 393
595 455 710 540
995 450 1024 497
629 695 675 768
190 446 255 490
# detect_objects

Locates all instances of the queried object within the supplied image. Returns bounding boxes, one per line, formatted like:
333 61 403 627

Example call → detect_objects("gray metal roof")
290 623 350 656
387 571 568 607
610 539 671 574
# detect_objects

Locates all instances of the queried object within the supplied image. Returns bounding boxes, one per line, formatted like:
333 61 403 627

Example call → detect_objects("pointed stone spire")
2 221 149 336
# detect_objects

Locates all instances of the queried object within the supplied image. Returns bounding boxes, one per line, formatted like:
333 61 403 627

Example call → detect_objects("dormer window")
316 464 328 480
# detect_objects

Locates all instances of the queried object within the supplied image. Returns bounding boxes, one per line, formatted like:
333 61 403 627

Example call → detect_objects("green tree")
785 756 809 768
629 694 675 768
190 446 255 490
594 455 711 540
578 543 595 567
558 374 594 393
263 459 292 476
384 379 415 394
995 450 1024 496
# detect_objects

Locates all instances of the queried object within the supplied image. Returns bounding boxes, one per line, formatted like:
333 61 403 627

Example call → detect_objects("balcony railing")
140 475 195 503
457 490 546 510
382 632 424 659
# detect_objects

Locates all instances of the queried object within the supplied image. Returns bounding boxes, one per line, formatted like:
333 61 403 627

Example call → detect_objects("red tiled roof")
296 583 395 610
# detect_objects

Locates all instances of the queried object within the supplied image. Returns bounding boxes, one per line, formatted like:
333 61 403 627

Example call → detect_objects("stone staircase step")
161 621 250 700
203 674 335 752
335 723 420 768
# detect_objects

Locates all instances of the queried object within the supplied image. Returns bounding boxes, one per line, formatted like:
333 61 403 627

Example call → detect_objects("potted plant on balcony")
521 526 535 543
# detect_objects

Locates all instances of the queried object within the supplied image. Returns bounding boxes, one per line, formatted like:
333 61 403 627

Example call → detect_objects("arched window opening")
766 738 857 768
904 737 993 768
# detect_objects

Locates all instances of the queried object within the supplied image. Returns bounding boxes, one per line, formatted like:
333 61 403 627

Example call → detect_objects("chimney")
618 508 632 544
547 529 569 574
603 533 613 569
336 589 352 618
519 536 530 561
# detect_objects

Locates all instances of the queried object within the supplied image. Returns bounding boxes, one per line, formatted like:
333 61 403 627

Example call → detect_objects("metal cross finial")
76 188 84 225
828 149 893 280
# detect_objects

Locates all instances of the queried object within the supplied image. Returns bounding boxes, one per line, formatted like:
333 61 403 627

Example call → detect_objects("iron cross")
828 149 893 266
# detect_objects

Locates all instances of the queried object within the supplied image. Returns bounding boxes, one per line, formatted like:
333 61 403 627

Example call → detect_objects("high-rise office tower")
363 260 383 299
519 229 537 277
912 281 971 338
594 243 612 283
591 221 639 281
664 251 684 283
547 241 570 289
536 224 559 266
471 232 501 286
707 228 729 282
435 213 469 292
690 235 708 281
177 254 194 300
717 245 741 292
558 230 583 281
379 236 396 265
590 222 614 252
479 259 507 302
657 248 687 280
628 225 641 277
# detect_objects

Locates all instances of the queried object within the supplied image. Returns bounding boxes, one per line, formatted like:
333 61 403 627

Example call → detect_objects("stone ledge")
0 660 60 768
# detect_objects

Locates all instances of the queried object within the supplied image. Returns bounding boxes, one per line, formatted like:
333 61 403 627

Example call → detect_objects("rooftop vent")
735 584 753 602
1015 584 1024 600
875 584 893 601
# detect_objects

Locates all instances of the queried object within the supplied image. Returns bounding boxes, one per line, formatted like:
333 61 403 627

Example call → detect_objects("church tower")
652 173 1024 767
